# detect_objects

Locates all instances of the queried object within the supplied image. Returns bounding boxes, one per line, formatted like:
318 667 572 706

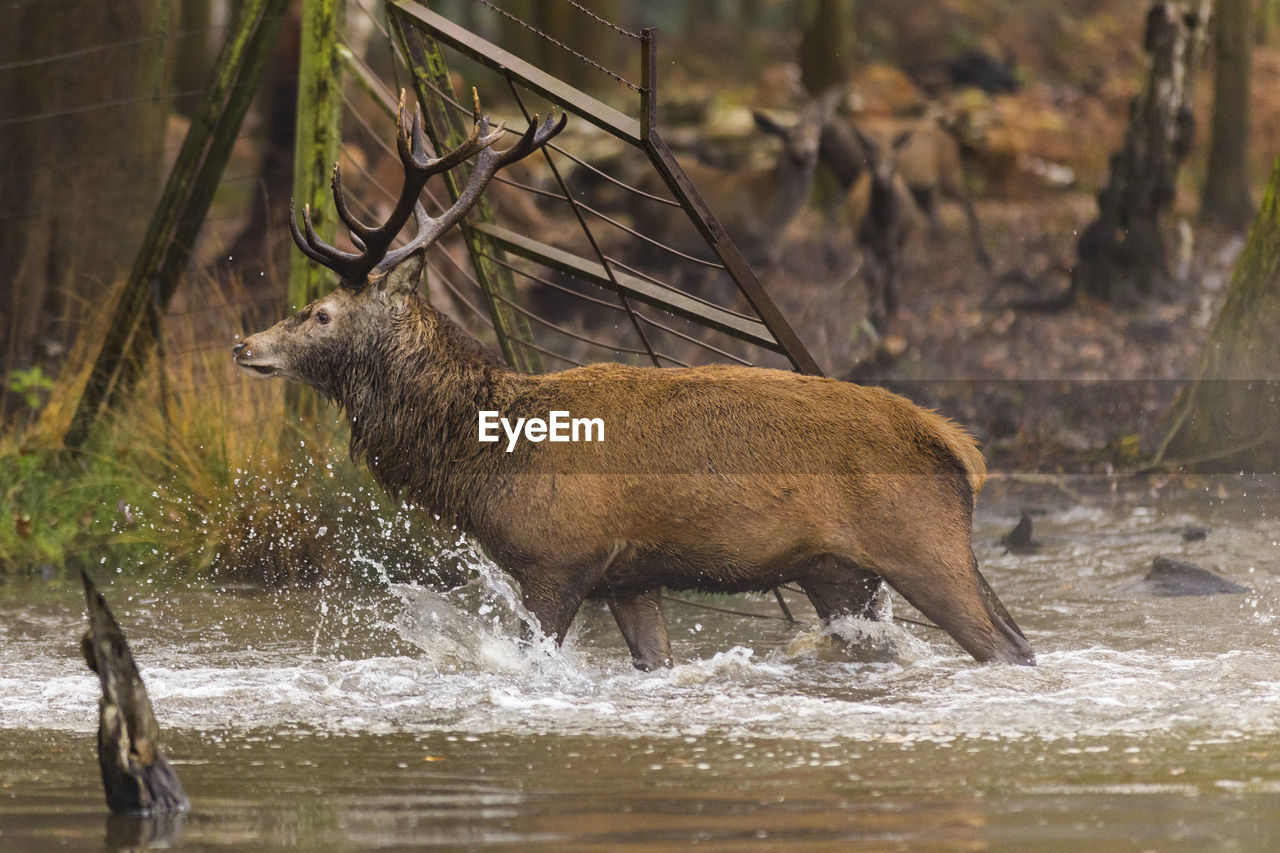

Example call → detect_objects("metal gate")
376 0 824 377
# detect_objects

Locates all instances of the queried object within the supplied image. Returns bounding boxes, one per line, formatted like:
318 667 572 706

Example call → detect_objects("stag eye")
315 310 331 326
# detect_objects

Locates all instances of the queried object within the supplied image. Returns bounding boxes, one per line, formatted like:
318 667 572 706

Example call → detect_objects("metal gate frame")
387 0 824 377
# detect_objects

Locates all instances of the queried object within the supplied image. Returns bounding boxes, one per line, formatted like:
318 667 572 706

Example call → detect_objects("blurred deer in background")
824 115 991 272
843 127 918 332
631 91 841 272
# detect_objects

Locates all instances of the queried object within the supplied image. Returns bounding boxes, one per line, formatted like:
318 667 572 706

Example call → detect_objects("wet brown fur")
236 255 1032 668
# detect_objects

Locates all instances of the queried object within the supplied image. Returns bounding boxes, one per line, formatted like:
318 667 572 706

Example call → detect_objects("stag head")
233 89 565 393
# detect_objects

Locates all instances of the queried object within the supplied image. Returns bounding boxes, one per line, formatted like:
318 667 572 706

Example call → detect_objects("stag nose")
233 341 247 358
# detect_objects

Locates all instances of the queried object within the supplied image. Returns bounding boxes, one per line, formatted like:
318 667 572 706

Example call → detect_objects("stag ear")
378 249 425 297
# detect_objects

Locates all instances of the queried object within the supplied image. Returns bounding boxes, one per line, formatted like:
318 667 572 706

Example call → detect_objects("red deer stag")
234 91 1034 670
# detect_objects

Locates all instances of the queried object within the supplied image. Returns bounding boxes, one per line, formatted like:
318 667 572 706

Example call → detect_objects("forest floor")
840 196 1245 479
663 1 1280 484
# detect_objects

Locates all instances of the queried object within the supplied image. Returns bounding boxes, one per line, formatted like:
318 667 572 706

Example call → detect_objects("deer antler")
289 88 566 288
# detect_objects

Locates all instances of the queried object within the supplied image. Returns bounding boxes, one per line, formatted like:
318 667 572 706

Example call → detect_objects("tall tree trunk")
535 1 576 87
223 4 301 282
798 0 856 96
1072 1 1212 304
0 1 169 406
1259 0 1279 45
1157 157 1280 470
1202 0 1254 228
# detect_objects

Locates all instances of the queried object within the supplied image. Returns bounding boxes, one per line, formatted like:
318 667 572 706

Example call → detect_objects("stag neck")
339 302 508 412
340 304 513 524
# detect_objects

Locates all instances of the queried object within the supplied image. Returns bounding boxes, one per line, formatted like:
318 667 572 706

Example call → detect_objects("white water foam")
6 598 1280 744
6 501 1280 744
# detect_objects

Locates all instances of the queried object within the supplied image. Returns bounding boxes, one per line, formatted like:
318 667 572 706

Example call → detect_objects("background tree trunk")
798 0 856 95
1158 157 1280 470
1259 0 1279 45
0 0 169 405
1072 1 1211 303
500 0 625 94
224 3 301 281
1202 0 1254 228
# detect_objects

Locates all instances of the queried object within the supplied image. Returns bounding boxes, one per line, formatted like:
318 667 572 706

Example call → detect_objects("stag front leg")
517 570 591 651
607 588 673 670
514 555 609 648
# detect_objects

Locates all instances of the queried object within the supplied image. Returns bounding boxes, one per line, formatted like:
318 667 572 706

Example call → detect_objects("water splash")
7 495 1280 745
388 546 581 684
786 615 932 664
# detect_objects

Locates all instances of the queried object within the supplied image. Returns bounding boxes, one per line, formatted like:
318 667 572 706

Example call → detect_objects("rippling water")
2 486 1278 849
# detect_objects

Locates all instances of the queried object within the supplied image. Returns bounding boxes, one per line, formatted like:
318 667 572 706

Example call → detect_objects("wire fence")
3 0 828 437
0 5 263 420
384 0 812 373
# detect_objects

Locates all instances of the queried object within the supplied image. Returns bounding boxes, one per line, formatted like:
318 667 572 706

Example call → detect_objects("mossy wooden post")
1157 158 1280 470
391 21 542 373
286 0 345 419
62 0 290 449
289 0 344 312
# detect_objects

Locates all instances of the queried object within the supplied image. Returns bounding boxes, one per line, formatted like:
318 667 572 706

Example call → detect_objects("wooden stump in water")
81 570 188 816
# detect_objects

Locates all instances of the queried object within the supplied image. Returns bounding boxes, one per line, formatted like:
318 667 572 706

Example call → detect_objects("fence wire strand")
565 0 641 40
469 0 643 92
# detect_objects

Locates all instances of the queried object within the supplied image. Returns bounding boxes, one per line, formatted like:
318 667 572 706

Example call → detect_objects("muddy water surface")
1 487 1279 850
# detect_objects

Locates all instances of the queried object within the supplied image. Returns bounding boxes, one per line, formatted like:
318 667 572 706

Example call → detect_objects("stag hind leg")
868 538 1033 665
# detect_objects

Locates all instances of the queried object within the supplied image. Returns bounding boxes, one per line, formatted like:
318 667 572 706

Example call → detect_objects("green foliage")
0 397 465 587
0 444 156 578
0 274 465 588
7 366 54 410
